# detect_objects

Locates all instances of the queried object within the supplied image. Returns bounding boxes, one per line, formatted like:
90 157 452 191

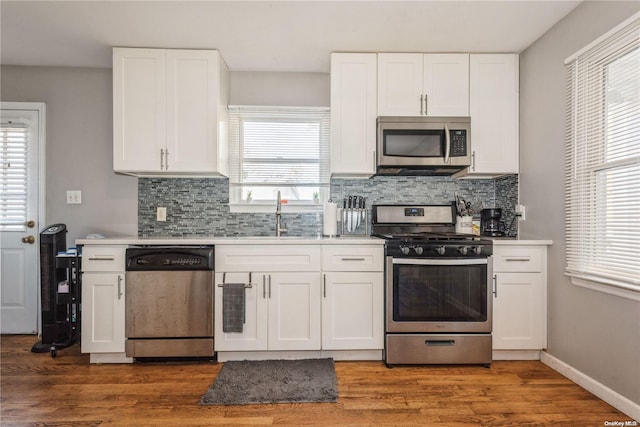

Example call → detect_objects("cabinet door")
377 53 424 116
81 273 126 353
330 53 377 177
113 48 166 173
322 272 383 350
469 54 519 175
214 272 268 351
493 272 544 350
166 50 219 173
267 272 321 351
423 54 469 116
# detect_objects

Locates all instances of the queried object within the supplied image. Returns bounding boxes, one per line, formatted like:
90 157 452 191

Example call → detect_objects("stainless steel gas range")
372 204 493 367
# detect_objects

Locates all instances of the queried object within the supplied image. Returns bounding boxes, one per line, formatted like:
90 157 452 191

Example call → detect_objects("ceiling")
1 1 582 73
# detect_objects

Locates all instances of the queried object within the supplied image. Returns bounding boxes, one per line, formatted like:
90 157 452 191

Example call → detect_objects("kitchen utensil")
353 195 360 230
347 196 353 232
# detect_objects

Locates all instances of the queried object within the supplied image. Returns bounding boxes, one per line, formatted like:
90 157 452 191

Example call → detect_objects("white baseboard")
541 352 639 421
217 350 382 362
492 350 541 360
89 352 133 364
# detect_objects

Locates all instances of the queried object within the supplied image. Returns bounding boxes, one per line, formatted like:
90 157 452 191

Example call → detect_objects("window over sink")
564 13 640 300
228 105 330 212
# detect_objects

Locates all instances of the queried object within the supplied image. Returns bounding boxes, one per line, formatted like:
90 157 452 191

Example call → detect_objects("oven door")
386 256 492 333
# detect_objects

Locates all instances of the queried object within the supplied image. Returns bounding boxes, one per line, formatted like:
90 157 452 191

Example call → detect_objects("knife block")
338 208 369 236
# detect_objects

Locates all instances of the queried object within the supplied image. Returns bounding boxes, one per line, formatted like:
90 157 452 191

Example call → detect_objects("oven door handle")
391 258 487 266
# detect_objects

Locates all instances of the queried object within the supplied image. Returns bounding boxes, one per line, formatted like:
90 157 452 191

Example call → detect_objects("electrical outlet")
157 207 167 222
515 204 526 221
66 190 82 204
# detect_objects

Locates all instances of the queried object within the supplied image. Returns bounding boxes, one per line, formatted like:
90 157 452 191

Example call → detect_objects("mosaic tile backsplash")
138 175 518 237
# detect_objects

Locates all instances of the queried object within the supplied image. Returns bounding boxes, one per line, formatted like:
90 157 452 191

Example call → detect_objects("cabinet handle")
493 274 497 298
424 94 428 116
268 274 272 299
471 151 476 171
160 148 165 170
444 124 450 164
420 94 424 115
165 149 169 170
323 274 326 298
117 275 123 300
88 256 115 261
505 257 531 262
262 274 266 299
340 257 366 261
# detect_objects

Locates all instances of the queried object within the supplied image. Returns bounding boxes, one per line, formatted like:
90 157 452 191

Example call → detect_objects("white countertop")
76 235 552 247
492 238 553 246
76 235 385 246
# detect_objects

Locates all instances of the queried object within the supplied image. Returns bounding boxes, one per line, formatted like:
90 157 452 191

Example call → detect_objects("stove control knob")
435 246 446 256
458 246 468 255
400 246 410 255
413 246 424 255
472 246 483 255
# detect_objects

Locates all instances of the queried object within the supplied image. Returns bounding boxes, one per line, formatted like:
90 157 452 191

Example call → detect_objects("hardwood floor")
0 335 632 426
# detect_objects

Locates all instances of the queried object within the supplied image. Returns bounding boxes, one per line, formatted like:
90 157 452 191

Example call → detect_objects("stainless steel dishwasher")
125 246 214 358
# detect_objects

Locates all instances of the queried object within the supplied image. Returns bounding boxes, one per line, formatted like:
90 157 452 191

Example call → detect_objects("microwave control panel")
450 130 467 157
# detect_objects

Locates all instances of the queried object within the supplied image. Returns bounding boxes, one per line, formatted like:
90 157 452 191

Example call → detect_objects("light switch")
66 190 82 204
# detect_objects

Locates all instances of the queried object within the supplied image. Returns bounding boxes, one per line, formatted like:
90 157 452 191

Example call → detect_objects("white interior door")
1 103 45 334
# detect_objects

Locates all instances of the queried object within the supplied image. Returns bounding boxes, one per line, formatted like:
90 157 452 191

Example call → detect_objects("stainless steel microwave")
376 116 471 175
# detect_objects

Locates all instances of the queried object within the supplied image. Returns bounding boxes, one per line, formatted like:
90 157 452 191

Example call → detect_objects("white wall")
519 1 640 405
1 66 138 243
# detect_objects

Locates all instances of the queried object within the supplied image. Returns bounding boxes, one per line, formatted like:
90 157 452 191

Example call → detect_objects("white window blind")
228 106 330 205
565 13 640 294
0 121 29 231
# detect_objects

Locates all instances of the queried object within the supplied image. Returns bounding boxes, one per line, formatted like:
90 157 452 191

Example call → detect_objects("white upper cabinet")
330 53 378 178
467 54 519 176
423 54 470 116
113 48 229 176
377 53 469 117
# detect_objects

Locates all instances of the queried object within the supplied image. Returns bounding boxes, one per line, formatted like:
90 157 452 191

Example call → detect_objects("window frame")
228 105 330 214
564 12 640 301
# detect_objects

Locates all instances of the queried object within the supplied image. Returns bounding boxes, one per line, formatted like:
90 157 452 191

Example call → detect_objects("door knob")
22 235 35 244
26 220 35 228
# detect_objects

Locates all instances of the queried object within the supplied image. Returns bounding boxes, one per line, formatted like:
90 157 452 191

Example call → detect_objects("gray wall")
230 71 330 106
519 1 640 405
1 66 138 243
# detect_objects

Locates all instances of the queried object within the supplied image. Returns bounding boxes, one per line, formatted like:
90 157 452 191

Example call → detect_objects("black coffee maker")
481 208 506 237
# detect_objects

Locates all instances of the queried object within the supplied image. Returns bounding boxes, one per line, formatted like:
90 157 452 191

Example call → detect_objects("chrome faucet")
276 190 287 237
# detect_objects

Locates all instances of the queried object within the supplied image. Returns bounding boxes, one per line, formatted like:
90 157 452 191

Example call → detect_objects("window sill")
229 202 323 214
570 275 640 302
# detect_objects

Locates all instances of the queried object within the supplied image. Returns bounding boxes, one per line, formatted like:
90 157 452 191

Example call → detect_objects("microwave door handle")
444 124 451 163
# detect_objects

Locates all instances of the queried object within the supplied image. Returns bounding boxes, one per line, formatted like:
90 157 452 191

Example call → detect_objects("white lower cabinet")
493 272 544 349
322 272 383 350
214 271 321 351
215 243 384 358
214 245 322 353
492 244 548 357
321 245 384 351
81 272 126 353
80 245 130 362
